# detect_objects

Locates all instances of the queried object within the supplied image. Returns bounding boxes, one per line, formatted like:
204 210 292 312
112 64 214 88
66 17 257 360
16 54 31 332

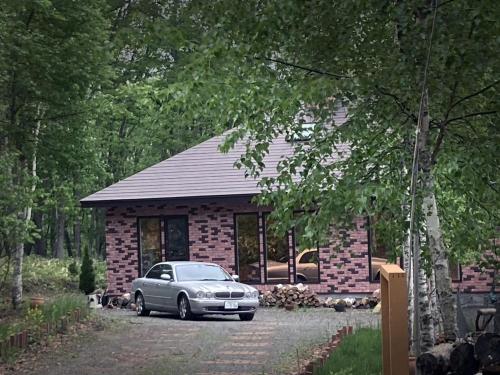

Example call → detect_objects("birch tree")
161 0 499 343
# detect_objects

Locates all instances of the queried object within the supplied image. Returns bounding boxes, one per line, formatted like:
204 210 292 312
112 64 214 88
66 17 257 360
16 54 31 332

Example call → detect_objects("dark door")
165 216 189 261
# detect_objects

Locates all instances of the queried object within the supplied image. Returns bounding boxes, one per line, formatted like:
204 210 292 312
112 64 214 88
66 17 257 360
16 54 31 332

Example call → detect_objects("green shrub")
79 249 96 295
314 328 382 375
68 261 79 277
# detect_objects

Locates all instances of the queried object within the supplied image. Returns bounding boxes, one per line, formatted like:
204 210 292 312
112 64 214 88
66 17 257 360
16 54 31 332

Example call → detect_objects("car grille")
205 306 255 312
214 291 245 299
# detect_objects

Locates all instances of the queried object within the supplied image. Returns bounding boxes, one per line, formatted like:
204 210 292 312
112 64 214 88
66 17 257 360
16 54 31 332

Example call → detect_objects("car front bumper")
189 298 259 315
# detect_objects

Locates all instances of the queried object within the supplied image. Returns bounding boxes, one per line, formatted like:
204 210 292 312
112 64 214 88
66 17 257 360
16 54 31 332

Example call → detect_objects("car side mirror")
160 273 172 281
232 274 239 282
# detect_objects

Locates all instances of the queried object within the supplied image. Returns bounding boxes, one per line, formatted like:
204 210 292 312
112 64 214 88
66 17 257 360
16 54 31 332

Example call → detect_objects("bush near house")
79 249 96 295
314 328 382 375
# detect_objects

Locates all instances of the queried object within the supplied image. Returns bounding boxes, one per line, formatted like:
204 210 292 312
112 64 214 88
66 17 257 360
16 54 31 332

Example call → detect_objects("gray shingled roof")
81 109 348 207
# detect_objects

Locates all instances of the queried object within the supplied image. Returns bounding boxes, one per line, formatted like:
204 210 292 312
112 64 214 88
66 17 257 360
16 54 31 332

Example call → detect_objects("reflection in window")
139 218 161 276
449 261 462 282
235 214 260 283
265 214 290 283
294 220 320 283
369 215 390 282
166 216 189 261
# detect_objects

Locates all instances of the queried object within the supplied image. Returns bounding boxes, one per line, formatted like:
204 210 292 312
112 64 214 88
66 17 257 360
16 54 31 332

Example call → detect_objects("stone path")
7 308 379 375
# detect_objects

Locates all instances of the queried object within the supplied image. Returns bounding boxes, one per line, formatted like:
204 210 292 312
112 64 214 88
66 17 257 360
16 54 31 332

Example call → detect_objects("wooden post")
381 264 409 375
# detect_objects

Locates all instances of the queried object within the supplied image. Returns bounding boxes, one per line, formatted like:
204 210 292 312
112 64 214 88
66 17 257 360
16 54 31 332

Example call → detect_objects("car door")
155 264 176 312
142 265 162 308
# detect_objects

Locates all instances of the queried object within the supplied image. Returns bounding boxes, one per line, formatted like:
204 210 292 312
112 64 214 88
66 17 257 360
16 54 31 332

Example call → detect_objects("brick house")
81 109 493 296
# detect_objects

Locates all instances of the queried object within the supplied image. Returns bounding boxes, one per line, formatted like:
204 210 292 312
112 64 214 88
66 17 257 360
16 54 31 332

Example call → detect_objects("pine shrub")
79 249 96 294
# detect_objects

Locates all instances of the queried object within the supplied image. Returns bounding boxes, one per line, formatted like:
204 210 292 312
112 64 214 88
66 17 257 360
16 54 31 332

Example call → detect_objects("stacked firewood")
259 284 322 308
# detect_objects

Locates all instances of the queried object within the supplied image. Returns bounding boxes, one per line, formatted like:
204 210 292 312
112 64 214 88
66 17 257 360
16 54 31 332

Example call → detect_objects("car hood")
176 281 256 293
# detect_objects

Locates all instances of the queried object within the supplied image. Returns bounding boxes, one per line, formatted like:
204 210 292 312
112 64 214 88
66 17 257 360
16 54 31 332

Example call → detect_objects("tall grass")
0 294 89 341
315 328 382 375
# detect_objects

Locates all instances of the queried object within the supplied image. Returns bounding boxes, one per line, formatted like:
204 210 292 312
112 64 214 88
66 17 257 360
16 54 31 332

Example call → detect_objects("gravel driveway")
10 308 379 375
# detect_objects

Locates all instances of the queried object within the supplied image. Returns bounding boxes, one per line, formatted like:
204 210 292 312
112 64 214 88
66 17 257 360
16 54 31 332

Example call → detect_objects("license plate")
224 301 238 310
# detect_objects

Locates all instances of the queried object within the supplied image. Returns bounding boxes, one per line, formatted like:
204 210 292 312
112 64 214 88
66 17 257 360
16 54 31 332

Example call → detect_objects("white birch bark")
11 108 42 309
423 189 457 341
418 266 434 352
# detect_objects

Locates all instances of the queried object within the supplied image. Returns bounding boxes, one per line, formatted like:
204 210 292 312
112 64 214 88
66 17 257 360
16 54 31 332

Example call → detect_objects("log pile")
416 333 500 375
259 284 381 310
259 284 321 308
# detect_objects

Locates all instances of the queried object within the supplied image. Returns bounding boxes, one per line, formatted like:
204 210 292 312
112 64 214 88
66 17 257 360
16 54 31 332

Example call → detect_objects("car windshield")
175 264 233 282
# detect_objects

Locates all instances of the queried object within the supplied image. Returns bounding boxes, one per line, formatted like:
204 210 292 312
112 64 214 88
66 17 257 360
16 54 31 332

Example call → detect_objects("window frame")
234 212 262 284
137 216 163 277
291 213 321 284
164 215 190 262
263 212 291 284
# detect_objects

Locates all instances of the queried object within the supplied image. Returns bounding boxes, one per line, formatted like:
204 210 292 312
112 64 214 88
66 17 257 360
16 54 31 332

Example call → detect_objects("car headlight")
196 291 205 299
246 291 259 299
205 292 214 299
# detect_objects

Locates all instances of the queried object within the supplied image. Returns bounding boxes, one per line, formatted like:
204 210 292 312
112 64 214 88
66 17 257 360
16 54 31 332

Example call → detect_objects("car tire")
136 293 150 316
239 313 255 321
296 275 307 283
178 294 194 320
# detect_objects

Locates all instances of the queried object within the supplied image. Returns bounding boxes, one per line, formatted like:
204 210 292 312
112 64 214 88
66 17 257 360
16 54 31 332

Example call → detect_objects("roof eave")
80 193 258 208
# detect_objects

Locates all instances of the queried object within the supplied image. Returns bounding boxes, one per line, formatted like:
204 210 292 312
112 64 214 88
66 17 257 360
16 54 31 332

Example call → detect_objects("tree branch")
448 80 500 112
259 57 349 79
444 110 497 126
376 86 418 122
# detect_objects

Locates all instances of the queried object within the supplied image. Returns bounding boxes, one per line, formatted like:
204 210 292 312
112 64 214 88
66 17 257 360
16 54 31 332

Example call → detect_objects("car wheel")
239 313 254 321
178 295 194 320
136 293 150 316
296 275 307 283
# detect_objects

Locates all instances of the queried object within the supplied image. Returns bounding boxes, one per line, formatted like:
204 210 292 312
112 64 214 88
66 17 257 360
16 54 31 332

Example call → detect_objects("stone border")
292 325 354 375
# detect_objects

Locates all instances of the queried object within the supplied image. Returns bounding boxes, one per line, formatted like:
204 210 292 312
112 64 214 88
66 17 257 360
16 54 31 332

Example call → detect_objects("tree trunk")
54 207 65 259
422 189 457 341
418 266 434 352
475 333 500 369
429 269 444 340
65 228 73 257
74 214 81 258
418 90 457 342
449 342 478 375
416 343 453 375
403 229 415 351
33 211 46 256
11 109 41 309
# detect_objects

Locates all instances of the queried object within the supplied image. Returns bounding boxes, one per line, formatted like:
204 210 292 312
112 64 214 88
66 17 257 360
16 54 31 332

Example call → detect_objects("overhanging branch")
259 57 349 79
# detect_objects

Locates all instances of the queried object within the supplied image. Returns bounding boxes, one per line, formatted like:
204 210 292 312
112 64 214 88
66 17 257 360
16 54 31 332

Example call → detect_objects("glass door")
165 216 189 261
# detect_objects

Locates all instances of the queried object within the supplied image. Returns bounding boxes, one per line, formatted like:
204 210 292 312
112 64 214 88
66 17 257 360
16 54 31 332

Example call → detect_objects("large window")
165 216 189 261
235 214 260 283
264 214 290 283
294 220 320 283
139 218 162 276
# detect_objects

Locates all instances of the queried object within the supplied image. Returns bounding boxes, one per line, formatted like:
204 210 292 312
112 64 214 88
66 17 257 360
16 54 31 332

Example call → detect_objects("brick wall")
104 197 493 295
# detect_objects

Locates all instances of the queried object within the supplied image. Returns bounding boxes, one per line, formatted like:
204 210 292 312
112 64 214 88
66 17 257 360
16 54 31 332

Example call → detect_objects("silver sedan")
131 261 259 321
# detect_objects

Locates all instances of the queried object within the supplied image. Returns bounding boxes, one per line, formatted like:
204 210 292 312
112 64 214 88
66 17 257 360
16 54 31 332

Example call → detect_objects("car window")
159 264 174 280
145 265 162 279
299 251 318 264
175 264 233 282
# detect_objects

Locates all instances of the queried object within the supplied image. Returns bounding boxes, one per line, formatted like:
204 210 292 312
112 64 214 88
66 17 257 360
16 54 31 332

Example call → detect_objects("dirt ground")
3 307 379 375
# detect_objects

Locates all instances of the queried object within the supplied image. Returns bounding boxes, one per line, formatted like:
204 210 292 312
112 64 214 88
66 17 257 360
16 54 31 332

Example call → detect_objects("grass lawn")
315 328 382 375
